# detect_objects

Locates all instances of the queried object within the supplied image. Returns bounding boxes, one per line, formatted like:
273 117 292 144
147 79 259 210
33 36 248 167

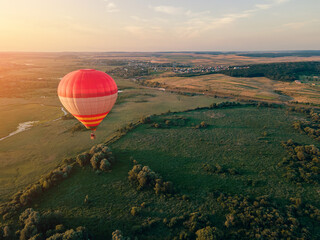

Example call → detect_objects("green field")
29 106 319 239
1 53 320 240
0 53 225 203
0 81 216 203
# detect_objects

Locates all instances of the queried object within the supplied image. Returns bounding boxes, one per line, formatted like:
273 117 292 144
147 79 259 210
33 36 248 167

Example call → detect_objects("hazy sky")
0 0 319 51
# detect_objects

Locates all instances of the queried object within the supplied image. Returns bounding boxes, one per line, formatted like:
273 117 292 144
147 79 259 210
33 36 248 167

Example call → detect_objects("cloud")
282 19 320 30
274 0 290 4
152 5 183 15
253 0 290 12
127 0 292 40
178 0 292 38
103 0 119 13
131 16 149 23
185 10 211 18
255 4 272 10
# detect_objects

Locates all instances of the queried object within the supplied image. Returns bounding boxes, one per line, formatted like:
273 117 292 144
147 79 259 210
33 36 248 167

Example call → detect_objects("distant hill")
177 51 320 58
221 61 320 81
236 50 320 58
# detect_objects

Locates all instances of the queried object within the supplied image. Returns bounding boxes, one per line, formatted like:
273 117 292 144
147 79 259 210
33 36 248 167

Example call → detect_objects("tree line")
220 62 320 81
0 143 115 224
289 107 320 142
0 208 89 240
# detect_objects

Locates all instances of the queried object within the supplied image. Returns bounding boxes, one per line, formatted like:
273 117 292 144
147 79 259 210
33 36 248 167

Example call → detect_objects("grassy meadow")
28 106 320 239
0 53 219 202
1 52 320 239
148 73 320 104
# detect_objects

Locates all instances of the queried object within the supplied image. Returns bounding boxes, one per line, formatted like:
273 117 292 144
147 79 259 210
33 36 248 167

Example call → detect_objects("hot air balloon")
57 69 118 139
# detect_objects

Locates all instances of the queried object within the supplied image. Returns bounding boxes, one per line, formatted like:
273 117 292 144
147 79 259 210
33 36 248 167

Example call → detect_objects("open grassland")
30 106 319 239
1 52 320 203
274 81 320 104
0 82 216 203
148 74 287 101
0 53 120 98
0 98 62 138
1 52 320 235
1 53 234 203
148 73 320 104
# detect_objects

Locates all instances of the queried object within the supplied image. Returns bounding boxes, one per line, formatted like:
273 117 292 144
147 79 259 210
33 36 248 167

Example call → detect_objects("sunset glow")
0 0 319 51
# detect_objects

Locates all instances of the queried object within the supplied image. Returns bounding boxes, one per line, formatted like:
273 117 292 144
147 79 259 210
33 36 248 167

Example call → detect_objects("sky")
0 0 319 52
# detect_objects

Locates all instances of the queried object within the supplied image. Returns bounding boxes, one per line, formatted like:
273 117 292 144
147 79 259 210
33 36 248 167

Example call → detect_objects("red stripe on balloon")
78 118 105 123
83 123 100 127
73 111 109 118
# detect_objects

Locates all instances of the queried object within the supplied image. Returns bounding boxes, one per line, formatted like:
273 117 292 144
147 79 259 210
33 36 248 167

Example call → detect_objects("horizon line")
1 50 320 54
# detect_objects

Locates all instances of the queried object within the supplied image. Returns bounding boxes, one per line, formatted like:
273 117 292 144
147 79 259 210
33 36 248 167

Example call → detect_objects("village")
110 60 250 78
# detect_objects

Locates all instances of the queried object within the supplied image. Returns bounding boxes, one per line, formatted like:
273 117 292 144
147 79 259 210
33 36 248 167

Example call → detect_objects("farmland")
0 52 320 239
147 72 320 104
0 53 218 202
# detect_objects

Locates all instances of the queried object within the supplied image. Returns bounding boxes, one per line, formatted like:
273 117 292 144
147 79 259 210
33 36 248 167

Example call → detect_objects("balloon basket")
90 130 96 140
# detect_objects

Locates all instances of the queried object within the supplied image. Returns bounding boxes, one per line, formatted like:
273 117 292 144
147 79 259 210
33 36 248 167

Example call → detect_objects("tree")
76 152 91 167
3 226 11 238
84 195 89 204
200 121 208 128
196 226 223 240
90 154 101 169
112 230 128 240
130 207 141 216
100 159 111 171
296 151 306 161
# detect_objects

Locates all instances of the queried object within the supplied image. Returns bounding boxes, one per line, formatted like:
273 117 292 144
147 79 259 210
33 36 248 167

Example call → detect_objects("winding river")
0 121 39 141
0 107 67 142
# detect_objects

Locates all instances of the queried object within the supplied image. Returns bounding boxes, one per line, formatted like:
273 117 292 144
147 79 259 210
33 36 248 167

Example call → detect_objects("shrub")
195 226 223 240
130 207 141 216
154 179 174 195
151 123 160 128
62 157 75 165
20 223 38 240
128 164 174 195
140 116 151 124
76 152 91 167
128 164 143 183
100 159 111 171
19 208 41 225
46 227 89 240
216 193 312 239
184 212 209 233
90 153 102 170
84 195 89 204
202 163 239 176
280 140 320 184
200 121 208 128
55 224 64 233
89 146 115 171
16 208 89 239
3 226 11 238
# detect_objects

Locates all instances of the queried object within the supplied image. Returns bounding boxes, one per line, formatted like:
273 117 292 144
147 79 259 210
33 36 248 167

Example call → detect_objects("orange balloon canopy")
58 69 118 130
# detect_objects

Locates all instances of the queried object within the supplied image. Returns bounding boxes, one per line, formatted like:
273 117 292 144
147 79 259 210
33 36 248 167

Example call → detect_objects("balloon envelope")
57 69 118 130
